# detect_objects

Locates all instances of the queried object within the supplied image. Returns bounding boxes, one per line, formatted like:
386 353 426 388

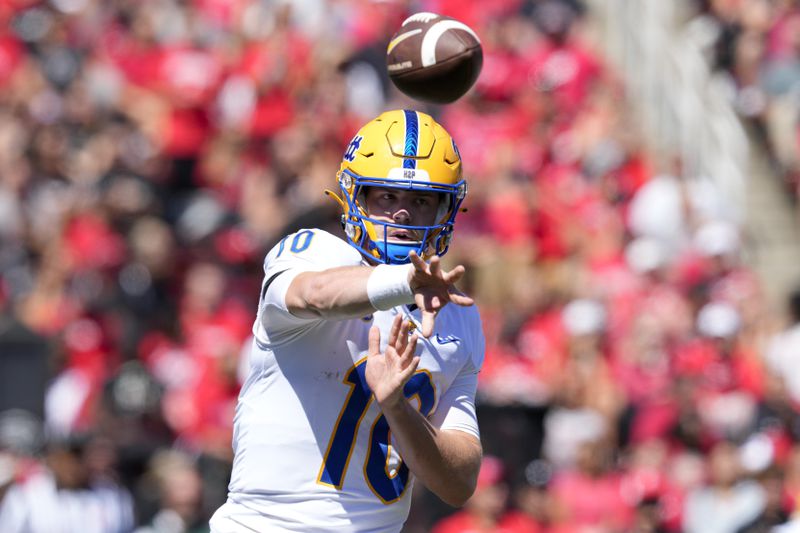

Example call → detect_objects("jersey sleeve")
429 358 480 439
429 308 485 439
254 229 362 341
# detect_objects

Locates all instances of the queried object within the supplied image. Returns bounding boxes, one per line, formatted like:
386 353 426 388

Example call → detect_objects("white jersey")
211 229 484 533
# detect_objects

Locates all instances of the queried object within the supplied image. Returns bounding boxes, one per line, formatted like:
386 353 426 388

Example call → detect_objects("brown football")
386 12 483 104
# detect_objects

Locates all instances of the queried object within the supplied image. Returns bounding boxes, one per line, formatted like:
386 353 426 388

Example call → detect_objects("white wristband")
367 264 414 310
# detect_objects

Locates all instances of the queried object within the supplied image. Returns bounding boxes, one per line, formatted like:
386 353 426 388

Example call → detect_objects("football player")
210 110 484 533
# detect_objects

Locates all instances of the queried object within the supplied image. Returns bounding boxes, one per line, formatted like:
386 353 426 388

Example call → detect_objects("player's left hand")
408 251 474 338
366 315 420 408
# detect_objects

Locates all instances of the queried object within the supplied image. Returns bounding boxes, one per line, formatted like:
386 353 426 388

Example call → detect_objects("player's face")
363 187 441 242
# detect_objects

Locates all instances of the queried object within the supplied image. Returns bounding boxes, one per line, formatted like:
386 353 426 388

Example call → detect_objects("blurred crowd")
691 0 800 199
1 0 800 532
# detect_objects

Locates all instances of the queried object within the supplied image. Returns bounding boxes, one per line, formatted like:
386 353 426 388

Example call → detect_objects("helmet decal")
403 109 419 169
343 135 363 162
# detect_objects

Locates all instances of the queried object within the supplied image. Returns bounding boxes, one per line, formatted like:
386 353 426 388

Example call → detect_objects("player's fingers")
387 314 402 349
409 251 428 273
421 309 435 338
402 334 418 361
449 292 475 307
443 265 465 284
429 255 441 278
416 291 429 311
368 325 381 356
397 332 414 366
396 319 409 354
400 356 420 381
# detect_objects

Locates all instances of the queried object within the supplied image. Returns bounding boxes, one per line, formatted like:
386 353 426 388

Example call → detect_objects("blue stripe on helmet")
403 109 418 169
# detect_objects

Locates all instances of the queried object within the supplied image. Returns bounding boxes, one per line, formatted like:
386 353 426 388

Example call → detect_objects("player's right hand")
366 315 419 408
407 251 473 338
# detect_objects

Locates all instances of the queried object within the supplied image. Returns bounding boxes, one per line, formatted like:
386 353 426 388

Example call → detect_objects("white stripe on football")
421 20 481 67
402 12 440 25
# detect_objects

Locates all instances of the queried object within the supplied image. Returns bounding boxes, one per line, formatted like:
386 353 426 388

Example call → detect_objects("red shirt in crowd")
549 469 634 530
432 510 543 533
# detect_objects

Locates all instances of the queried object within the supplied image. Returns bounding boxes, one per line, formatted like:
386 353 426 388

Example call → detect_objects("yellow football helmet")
326 109 467 265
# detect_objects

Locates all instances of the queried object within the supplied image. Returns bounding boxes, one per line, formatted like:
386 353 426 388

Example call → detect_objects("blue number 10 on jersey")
277 230 315 257
317 358 436 503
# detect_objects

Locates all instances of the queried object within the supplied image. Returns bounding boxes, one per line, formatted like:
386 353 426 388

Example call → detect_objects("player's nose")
392 205 412 223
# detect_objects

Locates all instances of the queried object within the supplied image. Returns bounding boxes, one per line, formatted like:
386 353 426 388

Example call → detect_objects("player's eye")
415 195 439 208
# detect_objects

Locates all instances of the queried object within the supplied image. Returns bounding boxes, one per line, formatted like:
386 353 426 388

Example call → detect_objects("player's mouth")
387 229 420 242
